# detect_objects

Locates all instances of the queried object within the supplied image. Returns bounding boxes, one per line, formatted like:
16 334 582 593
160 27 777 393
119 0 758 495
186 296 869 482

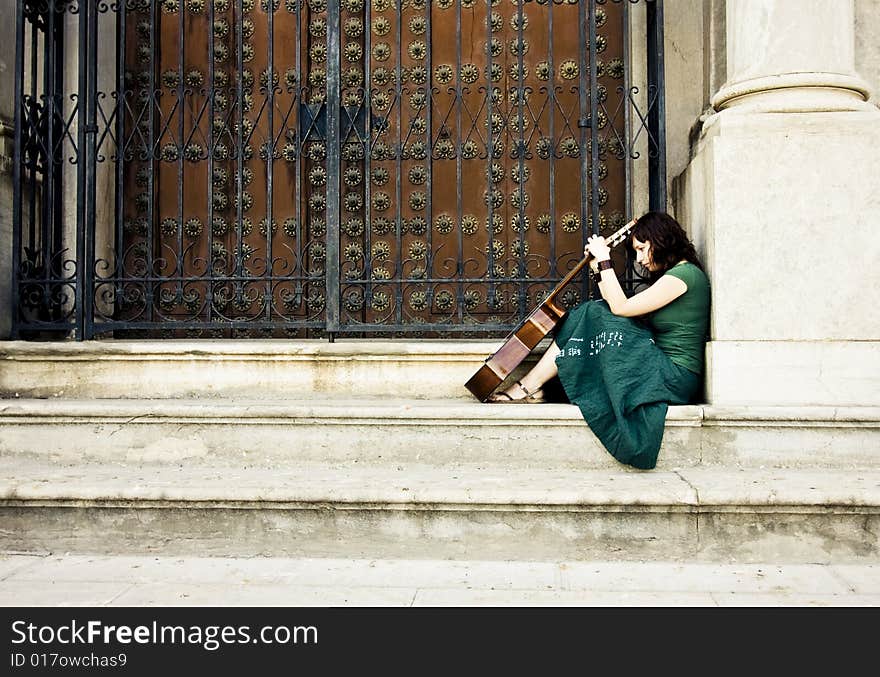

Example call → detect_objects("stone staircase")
0 340 878 564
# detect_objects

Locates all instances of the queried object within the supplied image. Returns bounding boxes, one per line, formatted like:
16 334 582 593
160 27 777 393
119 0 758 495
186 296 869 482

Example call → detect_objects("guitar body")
464 219 636 402
464 300 565 402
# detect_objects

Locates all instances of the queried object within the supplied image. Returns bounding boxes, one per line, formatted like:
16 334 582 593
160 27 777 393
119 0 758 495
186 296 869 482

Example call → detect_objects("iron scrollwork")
12 0 665 339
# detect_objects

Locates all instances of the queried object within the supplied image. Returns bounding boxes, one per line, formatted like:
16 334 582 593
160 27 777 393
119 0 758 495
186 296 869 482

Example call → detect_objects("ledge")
0 339 508 360
1 459 878 510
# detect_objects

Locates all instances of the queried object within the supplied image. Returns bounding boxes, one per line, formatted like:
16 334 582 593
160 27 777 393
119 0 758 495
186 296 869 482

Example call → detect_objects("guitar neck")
543 258 590 308
544 219 635 307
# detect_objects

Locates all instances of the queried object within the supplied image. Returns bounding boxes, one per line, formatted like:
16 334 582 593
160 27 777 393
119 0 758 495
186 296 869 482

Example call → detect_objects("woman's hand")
585 234 611 262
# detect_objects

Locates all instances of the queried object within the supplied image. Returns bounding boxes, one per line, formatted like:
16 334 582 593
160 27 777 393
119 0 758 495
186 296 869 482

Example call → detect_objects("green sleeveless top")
647 262 710 374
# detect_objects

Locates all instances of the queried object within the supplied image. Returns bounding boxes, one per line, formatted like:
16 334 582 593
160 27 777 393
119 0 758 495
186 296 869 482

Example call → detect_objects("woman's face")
632 237 655 271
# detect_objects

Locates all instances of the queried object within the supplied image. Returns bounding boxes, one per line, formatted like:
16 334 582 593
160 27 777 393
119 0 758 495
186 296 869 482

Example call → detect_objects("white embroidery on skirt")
588 330 624 356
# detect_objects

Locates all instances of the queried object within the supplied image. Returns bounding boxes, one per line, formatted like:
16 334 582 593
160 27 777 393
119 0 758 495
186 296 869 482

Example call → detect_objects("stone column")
675 0 880 406
712 0 873 115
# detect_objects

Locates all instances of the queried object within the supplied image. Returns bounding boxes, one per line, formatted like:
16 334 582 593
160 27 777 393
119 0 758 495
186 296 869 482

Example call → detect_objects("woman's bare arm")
586 234 687 317
597 270 687 317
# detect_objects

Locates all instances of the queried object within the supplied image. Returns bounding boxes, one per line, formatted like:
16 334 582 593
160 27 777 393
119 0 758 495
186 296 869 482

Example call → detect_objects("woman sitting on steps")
487 211 711 470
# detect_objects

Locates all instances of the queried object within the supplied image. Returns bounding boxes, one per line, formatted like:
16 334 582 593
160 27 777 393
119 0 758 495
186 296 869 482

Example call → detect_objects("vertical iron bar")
28 14 36 268
587 0 599 241
11 0 25 337
623 0 636 294
83 0 99 338
482 0 493 321
394 1 402 326
623 0 632 219
325 0 341 333
516 0 525 316
207 0 215 323
53 11 66 315
547 0 556 282
146 0 157 323
577 0 588 232
234 0 244 286
176 0 185 300
294 0 302 328
265 0 275 322
647 0 666 211
577 0 591 299
115 0 127 325
363 0 372 330
424 0 432 315
39 11 48 307
74 0 89 339
454 0 462 321
43 2 55 325
586 0 601 299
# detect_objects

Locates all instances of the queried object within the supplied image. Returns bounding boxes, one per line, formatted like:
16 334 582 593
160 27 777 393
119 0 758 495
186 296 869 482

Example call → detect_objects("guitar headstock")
607 219 636 247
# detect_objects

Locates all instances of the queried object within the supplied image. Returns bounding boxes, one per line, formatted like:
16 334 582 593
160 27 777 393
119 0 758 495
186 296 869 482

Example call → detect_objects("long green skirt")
553 300 700 470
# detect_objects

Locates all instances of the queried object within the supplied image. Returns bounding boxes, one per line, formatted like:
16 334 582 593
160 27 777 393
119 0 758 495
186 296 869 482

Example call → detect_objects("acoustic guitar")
464 219 636 402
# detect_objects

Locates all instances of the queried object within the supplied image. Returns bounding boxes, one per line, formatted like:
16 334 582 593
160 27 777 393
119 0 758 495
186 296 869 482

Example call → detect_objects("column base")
710 72 874 118
675 108 880 409
706 341 880 407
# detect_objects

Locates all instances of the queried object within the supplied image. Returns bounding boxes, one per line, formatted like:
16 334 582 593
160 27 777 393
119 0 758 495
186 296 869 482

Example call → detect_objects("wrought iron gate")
12 0 666 340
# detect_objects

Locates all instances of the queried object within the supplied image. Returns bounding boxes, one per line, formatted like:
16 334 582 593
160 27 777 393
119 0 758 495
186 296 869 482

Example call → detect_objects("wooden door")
114 0 632 337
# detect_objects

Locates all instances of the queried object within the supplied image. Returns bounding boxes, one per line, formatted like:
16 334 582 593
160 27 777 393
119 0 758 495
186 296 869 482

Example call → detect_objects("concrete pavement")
1 554 877 606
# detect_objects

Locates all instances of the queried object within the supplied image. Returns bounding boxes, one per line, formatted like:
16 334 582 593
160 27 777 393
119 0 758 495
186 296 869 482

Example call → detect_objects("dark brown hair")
629 211 704 280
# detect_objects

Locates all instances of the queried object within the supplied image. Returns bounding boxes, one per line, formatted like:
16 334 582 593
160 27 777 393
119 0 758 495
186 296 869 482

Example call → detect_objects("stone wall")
666 0 880 206
661 0 711 213
674 0 880 407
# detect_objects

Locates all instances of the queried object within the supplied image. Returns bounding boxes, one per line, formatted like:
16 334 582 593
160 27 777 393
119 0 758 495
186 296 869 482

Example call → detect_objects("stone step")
1 398 878 470
2 458 878 563
3 338 877 564
4 554 879 606
0 339 508 401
